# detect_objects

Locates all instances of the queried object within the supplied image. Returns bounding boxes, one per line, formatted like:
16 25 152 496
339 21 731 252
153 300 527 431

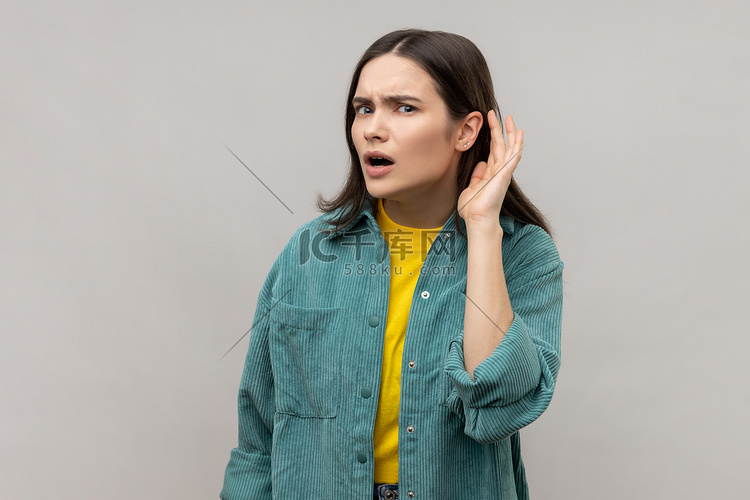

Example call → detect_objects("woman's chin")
364 182 395 200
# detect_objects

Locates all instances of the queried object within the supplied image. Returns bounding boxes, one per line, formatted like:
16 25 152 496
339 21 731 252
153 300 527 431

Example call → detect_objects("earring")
464 143 470 148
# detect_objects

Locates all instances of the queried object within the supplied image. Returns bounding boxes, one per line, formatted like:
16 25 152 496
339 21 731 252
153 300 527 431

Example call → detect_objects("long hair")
317 29 551 236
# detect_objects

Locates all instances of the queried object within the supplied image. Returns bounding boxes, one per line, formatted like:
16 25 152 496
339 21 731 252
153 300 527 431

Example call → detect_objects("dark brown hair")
317 29 551 236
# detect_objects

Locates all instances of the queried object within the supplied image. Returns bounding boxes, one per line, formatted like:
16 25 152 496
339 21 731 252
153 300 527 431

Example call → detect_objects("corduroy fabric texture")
220 201 563 499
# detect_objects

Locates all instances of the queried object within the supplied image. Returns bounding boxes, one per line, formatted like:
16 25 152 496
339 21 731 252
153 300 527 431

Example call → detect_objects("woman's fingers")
469 161 488 187
487 110 505 166
502 127 523 179
486 110 523 179
514 129 524 158
502 116 523 176
505 115 516 155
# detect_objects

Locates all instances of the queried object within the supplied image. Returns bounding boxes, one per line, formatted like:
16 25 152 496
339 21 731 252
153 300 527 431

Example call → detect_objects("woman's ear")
454 111 483 151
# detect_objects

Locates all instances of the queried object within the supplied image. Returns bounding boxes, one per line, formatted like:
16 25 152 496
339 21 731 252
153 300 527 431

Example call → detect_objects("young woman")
221 29 563 500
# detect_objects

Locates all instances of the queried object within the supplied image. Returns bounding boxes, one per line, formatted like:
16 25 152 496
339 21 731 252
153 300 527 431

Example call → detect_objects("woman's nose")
363 111 389 142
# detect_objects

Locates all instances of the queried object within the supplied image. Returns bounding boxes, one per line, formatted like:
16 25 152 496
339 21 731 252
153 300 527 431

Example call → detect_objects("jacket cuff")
220 447 272 500
444 314 542 409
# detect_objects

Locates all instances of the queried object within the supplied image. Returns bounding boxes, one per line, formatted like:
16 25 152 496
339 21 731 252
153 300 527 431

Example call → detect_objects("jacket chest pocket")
269 302 342 418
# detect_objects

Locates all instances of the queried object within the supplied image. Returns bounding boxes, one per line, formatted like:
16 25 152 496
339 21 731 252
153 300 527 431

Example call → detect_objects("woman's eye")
398 105 416 113
356 106 373 115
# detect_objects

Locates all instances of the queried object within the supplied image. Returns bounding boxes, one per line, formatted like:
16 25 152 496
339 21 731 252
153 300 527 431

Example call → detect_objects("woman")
221 29 563 500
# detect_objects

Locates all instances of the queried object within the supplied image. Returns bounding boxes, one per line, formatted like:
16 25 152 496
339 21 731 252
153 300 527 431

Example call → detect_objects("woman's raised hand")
457 110 524 228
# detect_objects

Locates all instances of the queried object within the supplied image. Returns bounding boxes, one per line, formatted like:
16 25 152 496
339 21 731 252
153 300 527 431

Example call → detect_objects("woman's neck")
381 195 454 229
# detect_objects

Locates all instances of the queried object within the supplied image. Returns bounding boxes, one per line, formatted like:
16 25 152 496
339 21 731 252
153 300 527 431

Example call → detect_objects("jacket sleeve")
444 227 564 444
220 296 275 499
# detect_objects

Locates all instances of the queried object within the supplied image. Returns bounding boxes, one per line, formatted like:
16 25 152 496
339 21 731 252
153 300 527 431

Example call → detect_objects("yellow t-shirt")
373 198 443 483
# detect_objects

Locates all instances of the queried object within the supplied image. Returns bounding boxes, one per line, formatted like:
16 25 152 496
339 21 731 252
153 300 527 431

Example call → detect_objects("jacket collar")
322 198 379 239
323 198 516 238
498 215 516 235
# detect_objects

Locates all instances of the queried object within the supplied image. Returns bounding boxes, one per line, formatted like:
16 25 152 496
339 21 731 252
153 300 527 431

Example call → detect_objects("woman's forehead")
355 54 439 100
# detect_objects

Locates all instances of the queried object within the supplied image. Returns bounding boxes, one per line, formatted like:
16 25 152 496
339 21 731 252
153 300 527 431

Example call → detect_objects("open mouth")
369 157 394 167
365 152 395 167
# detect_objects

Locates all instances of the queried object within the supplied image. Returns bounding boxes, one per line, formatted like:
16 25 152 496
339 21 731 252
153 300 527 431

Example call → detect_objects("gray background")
2 0 748 498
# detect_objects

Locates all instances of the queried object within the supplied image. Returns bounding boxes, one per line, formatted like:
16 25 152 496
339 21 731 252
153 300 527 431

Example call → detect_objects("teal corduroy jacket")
221 202 564 499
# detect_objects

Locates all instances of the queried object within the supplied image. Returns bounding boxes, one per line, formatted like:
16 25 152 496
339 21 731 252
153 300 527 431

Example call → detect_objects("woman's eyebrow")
352 95 424 106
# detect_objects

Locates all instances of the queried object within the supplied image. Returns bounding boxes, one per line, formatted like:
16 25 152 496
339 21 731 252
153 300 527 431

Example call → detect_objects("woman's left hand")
457 110 524 227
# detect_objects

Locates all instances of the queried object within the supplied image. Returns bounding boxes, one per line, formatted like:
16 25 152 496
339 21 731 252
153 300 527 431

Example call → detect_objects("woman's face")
351 54 462 208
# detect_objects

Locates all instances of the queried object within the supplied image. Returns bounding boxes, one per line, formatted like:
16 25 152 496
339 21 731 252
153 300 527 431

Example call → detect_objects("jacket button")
368 316 380 327
407 491 415 498
420 290 430 299
356 452 367 463
407 425 414 433
408 360 416 369
360 387 372 399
